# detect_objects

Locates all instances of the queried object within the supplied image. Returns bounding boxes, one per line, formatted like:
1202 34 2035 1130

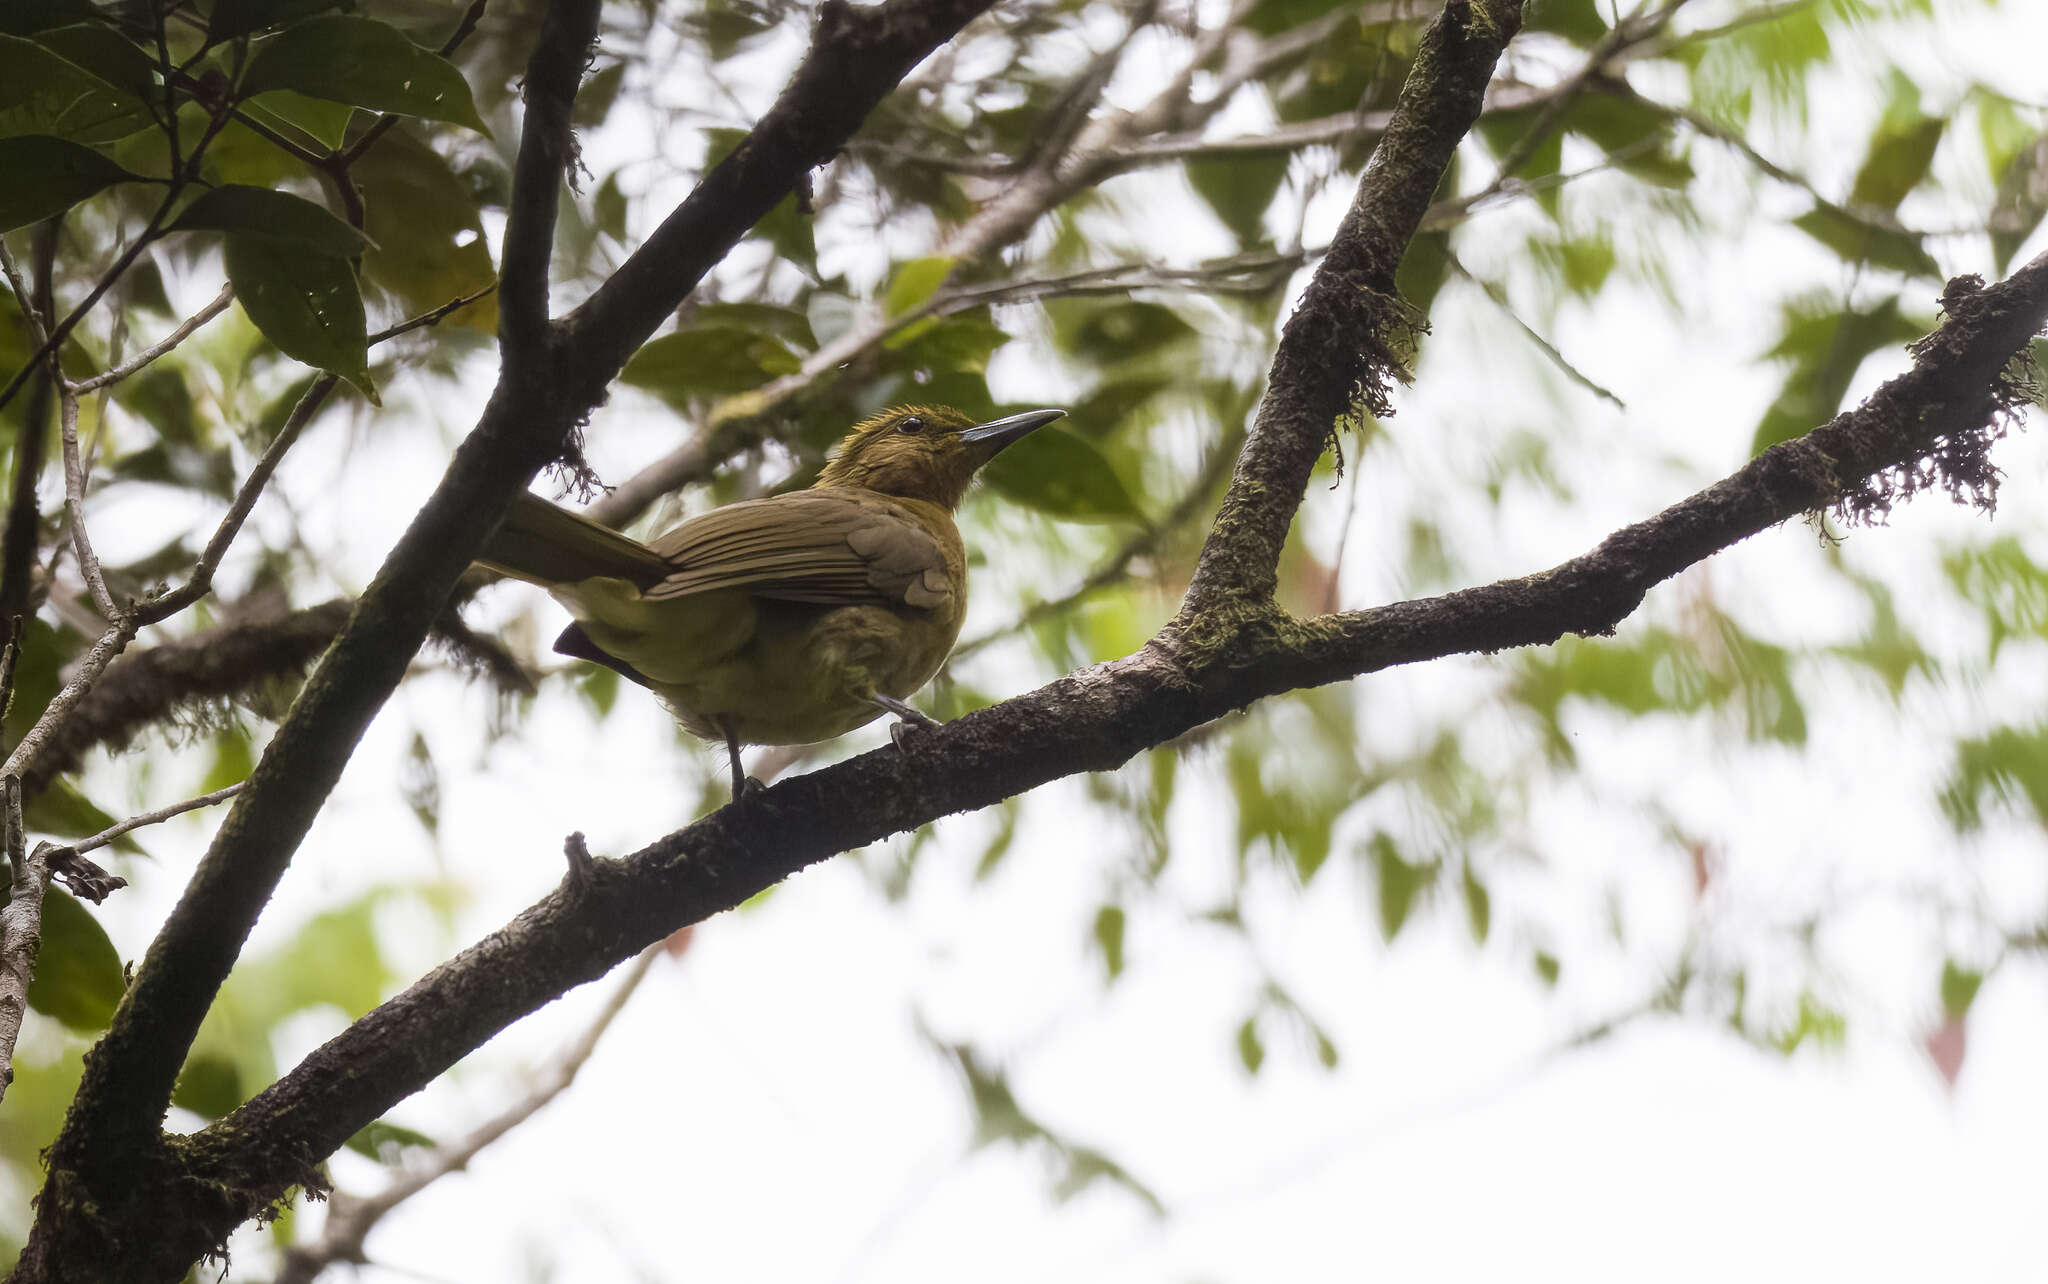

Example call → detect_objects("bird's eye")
897 415 925 435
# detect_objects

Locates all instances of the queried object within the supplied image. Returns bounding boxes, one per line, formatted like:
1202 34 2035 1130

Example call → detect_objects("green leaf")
884 256 954 318
1849 72 1943 213
207 0 357 43
350 126 498 332
1091 905 1125 981
171 1054 245 1119
1750 294 1923 454
1939 960 1984 1018
25 887 125 1031
1048 300 1194 361
1188 153 1287 245
1525 0 1607 41
31 22 157 105
0 0 98 35
1940 724 2048 832
1461 864 1491 944
979 426 1142 523
346 1118 436 1163
1373 834 1429 941
0 33 153 142
170 185 367 257
1235 1015 1264 1075
1791 205 1939 278
226 234 374 396
621 327 802 403
243 89 356 150
24 778 144 855
0 134 144 232
240 16 487 134
1533 951 1561 987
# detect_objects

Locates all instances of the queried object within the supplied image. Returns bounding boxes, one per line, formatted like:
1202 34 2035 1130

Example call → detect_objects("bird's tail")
477 492 671 590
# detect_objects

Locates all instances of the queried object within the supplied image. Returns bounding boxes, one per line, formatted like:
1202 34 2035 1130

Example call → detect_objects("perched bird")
479 404 1065 797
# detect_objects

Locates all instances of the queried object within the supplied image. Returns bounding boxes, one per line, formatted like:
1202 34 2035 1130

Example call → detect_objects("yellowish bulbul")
479 404 1064 796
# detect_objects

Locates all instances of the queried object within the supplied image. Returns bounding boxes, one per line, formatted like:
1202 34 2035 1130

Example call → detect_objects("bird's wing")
643 490 956 609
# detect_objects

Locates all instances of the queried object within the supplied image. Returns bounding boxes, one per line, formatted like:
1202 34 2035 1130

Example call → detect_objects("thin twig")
50 783 244 864
0 775 45 1104
137 377 338 626
273 944 661 1284
0 617 139 784
55 381 118 620
1446 249 1627 408
367 283 500 345
68 284 237 394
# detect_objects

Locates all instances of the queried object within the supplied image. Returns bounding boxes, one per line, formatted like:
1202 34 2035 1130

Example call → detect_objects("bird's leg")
871 692 939 748
717 717 764 801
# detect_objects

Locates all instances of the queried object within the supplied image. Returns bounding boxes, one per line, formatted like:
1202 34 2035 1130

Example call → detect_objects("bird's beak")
959 408 1065 462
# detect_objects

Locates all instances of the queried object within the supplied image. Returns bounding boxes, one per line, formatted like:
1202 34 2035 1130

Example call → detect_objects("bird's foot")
734 774 767 802
873 693 939 749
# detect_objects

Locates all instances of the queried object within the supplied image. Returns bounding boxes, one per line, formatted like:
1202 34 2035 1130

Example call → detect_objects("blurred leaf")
204 727 256 794
1461 864 1491 943
1397 228 1453 314
622 327 801 403
226 234 374 396
171 1054 245 1119
1534 951 1561 986
240 16 487 134
1990 131 2048 274
346 1118 436 1164
25 887 124 1031
351 126 497 332
1791 204 1939 278
0 134 145 231
1525 0 1607 41
1091 905 1124 981
24 779 143 855
1774 993 1846 1053
0 33 153 142
1048 300 1193 362
1849 71 1943 213
1235 1015 1264 1075
884 256 954 318
1939 959 1984 1017
980 426 1141 522
1750 293 1922 453
1946 536 2048 658
171 185 367 257
1941 723 2048 832
1188 153 1286 245
1372 833 1429 941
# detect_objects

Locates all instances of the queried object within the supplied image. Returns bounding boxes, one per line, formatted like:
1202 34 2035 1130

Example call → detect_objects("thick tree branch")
189 253 2048 1248
496 0 592 359
1180 0 1524 617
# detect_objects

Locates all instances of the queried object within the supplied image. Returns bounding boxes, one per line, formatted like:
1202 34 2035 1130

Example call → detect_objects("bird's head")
816 404 1066 508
